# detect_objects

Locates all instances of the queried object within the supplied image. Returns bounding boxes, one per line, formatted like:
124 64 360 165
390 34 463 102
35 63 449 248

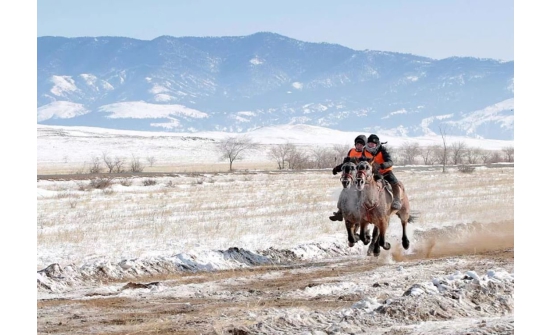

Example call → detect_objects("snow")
35 123 515 333
50 75 78 96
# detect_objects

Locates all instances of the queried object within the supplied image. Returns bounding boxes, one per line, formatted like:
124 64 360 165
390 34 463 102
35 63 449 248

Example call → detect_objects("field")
37 162 514 334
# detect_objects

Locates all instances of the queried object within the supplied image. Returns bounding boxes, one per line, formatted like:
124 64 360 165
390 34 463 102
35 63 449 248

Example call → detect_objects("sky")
37 0 514 61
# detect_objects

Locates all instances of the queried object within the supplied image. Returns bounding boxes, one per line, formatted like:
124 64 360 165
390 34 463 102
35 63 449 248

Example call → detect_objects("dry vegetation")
37 166 514 335
37 167 513 269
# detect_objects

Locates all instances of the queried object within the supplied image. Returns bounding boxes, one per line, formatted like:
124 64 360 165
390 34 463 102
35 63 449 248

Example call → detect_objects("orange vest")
347 149 364 159
363 151 393 174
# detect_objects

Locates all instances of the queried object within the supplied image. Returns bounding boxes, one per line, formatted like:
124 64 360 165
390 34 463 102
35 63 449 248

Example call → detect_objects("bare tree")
268 142 297 169
439 125 448 173
89 156 102 174
287 148 310 170
464 147 483 164
113 157 125 173
218 135 259 171
332 144 350 164
311 147 333 168
449 141 468 165
399 141 421 165
419 145 438 165
102 152 116 173
502 146 514 162
146 156 157 167
489 151 502 163
130 154 144 173
102 152 126 173
479 150 493 164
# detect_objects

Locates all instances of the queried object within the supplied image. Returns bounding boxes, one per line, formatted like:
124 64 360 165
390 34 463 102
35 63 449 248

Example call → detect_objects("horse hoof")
402 239 410 250
383 242 391 250
348 242 355 247
373 252 380 257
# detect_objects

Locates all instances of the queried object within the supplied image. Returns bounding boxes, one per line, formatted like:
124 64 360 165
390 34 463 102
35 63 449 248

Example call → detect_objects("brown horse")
355 159 414 256
337 160 371 247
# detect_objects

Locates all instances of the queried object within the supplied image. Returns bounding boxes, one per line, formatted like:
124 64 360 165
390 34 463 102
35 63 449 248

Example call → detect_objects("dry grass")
37 167 514 268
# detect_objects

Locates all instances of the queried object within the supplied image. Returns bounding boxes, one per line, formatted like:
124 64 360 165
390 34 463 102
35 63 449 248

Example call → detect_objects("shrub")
120 178 132 187
458 165 475 173
89 178 113 189
143 179 157 186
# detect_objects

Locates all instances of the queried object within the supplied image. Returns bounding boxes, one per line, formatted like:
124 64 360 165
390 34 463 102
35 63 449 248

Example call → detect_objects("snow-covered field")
36 124 514 334
37 124 514 174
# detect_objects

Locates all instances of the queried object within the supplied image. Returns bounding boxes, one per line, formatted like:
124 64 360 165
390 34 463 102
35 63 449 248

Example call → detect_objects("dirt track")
37 222 514 335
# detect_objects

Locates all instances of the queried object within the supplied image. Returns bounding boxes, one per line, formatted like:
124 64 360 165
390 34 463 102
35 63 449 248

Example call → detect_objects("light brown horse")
337 160 370 247
355 159 414 256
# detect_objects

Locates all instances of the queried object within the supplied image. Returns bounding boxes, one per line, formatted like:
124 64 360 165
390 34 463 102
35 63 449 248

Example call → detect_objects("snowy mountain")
37 32 514 140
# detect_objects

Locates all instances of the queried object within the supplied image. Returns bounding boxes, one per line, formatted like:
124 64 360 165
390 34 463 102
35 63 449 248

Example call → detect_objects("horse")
337 159 371 247
355 159 414 257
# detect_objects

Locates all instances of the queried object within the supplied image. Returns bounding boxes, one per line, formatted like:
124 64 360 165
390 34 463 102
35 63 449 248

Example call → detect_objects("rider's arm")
332 163 343 174
380 146 394 170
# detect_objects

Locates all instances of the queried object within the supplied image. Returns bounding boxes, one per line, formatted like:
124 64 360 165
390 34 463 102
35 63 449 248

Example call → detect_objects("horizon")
36 32 514 62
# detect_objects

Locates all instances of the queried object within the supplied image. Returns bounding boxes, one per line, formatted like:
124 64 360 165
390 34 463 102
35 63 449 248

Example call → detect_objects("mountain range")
37 32 514 140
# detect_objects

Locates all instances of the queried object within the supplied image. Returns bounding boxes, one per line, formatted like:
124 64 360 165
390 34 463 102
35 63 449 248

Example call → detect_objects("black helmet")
365 134 380 154
354 135 367 146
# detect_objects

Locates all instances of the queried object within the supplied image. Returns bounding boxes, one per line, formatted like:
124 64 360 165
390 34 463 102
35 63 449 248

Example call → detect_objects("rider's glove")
332 167 338 175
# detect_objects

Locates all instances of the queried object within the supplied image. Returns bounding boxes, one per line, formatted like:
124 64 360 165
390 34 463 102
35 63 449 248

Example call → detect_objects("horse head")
355 158 374 191
340 160 357 189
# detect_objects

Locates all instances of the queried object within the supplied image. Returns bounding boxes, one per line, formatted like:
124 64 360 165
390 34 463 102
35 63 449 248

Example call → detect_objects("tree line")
70 136 514 174
217 135 514 171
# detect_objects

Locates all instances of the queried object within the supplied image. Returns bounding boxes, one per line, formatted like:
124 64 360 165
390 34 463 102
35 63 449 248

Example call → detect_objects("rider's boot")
329 209 343 221
391 183 402 210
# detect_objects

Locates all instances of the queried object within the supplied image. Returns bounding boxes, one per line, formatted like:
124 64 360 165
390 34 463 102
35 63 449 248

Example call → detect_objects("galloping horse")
337 159 370 247
355 159 414 256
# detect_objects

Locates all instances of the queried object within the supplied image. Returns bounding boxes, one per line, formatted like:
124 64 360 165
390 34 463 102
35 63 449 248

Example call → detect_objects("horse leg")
368 226 379 256
359 220 371 245
345 219 359 247
378 219 391 251
397 188 411 250
363 222 371 245
396 212 410 250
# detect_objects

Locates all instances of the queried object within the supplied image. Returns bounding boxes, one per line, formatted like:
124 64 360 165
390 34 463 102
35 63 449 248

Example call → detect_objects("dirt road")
37 223 514 335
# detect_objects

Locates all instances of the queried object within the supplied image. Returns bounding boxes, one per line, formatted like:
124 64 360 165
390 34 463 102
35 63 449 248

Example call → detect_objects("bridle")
340 162 356 189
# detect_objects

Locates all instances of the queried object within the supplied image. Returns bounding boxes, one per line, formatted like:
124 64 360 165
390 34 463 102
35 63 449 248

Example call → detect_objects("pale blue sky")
37 0 514 61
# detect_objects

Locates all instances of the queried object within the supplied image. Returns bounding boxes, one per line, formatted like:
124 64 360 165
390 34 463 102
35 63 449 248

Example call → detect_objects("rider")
362 134 402 210
329 135 367 221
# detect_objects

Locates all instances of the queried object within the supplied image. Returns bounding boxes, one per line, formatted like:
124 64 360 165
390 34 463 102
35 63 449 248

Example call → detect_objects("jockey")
331 135 367 175
363 134 402 210
329 135 367 221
